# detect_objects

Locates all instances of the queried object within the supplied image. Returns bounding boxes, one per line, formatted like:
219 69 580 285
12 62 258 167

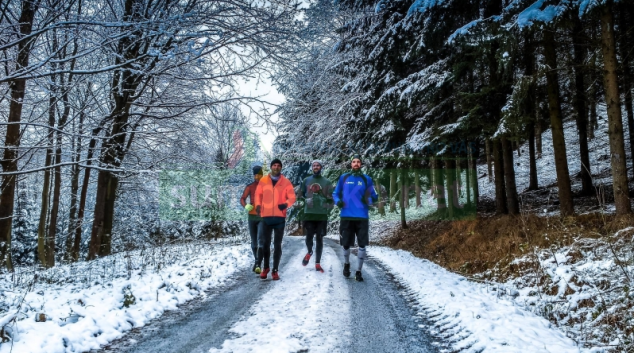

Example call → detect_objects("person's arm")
367 177 378 204
333 176 342 204
285 181 297 207
240 184 250 207
324 180 334 208
254 182 263 215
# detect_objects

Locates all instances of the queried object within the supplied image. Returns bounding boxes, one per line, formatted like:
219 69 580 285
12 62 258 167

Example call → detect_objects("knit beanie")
351 154 362 164
252 166 263 175
270 158 282 168
311 160 323 168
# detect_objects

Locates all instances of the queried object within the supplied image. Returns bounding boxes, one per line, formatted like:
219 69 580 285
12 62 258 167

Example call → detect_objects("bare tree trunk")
445 158 455 219
536 119 543 158
38 92 55 266
485 139 493 182
493 139 507 214
466 155 471 206
65 113 82 261
501 137 519 214
389 169 397 212
0 0 39 270
469 142 479 207
589 24 599 140
618 3 634 177
528 122 539 190
400 167 407 229
415 168 421 208
404 168 410 209
543 29 575 216
571 13 593 195
600 2 632 214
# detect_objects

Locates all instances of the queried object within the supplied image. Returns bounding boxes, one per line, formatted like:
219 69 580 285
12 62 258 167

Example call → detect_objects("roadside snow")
209 243 350 353
0 241 252 353
372 247 589 353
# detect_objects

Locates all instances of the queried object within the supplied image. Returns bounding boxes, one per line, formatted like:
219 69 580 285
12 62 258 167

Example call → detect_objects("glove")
255 205 261 216
245 204 254 212
278 203 288 211
336 201 344 208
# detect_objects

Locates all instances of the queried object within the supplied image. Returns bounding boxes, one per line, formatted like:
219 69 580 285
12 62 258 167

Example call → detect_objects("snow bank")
372 247 589 353
0 242 252 353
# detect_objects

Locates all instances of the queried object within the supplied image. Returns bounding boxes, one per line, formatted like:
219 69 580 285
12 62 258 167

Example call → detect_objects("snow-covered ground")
0 239 252 353
372 247 590 353
208 241 350 353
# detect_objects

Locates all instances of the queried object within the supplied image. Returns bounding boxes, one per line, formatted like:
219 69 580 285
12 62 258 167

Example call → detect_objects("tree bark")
485 139 493 182
389 169 397 212
400 167 407 228
600 2 632 214
38 92 55 266
501 137 520 214
0 0 39 270
493 139 507 214
528 122 539 190
445 158 456 219
415 168 421 207
618 3 634 177
543 29 575 216
571 13 593 195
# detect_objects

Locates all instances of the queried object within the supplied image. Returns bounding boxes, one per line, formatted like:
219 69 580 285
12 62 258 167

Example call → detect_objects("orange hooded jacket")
254 174 296 218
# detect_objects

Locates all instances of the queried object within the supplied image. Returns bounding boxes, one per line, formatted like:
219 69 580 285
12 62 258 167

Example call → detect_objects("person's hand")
336 201 344 208
278 203 288 211
245 204 254 212
255 205 261 216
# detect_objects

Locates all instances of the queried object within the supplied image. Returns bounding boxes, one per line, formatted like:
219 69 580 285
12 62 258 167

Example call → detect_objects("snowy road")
95 237 439 353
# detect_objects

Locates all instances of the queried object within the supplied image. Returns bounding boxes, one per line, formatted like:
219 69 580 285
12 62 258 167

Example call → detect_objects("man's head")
312 160 323 175
270 158 282 176
351 154 362 172
253 166 263 181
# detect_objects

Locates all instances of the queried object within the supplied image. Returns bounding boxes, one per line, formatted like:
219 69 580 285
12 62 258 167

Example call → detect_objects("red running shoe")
272 270 280 280
260 268 270 279
302 253 312 266
315 264 324 273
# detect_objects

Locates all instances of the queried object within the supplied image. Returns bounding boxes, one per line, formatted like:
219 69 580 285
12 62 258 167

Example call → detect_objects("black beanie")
351 154 362 164
270 158 282 168
252 166 263 175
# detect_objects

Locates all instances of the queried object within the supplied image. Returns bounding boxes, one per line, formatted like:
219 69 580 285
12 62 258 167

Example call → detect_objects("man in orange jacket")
254 158 296 280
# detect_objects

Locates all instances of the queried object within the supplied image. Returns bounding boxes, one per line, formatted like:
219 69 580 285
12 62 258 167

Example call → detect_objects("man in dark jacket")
300 160 334 272
240 165 264 274
333 154 378 281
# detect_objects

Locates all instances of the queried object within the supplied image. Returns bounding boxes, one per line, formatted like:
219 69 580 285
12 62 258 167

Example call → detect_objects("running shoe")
355 271 364 282
260 268 270 279
302 253 312 266
315 264 324 273
343 263 351 278
272 270 280 280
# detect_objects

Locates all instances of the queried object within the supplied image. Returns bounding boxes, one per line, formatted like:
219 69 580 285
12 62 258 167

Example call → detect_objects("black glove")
336 201 344 208
278 203 288 211
255 205 261 216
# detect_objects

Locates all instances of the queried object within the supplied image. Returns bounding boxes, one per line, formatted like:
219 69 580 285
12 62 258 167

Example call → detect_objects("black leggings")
248 220 261 262
304 221 327 263
257 222 284 270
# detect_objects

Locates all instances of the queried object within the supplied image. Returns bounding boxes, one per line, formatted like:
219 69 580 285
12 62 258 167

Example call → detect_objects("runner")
240 165 264 274
333 154 378 281
254 158 296 280
300 160 334 273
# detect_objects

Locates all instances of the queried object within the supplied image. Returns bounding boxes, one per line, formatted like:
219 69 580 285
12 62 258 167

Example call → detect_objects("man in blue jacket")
333 154 378 281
